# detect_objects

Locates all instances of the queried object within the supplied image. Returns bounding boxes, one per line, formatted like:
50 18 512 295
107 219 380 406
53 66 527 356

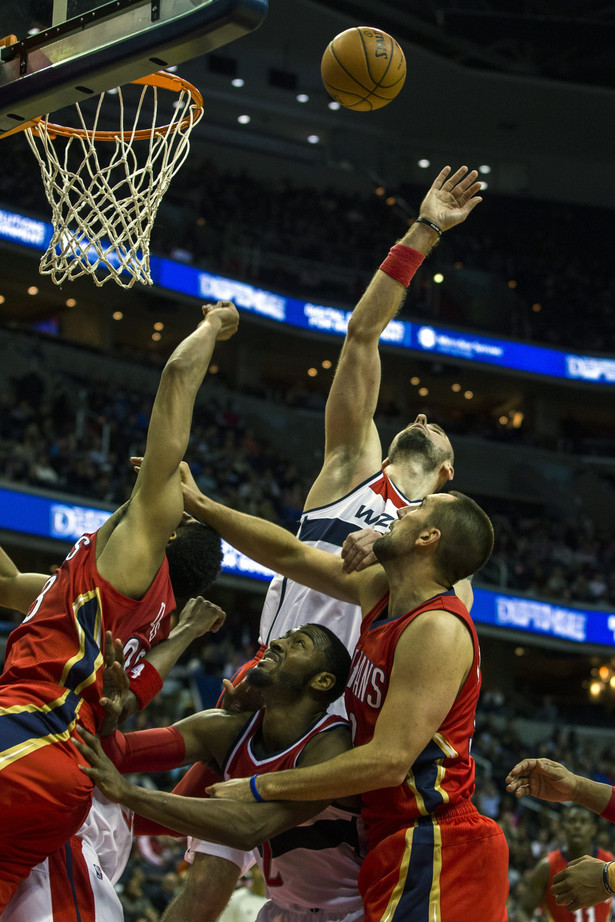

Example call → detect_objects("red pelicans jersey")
223 710 365 914
346 590 480 847
0 529 175 746
543 848 613 922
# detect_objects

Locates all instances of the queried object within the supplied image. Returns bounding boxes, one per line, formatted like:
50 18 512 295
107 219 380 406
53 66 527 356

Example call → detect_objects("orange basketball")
321 27 406 112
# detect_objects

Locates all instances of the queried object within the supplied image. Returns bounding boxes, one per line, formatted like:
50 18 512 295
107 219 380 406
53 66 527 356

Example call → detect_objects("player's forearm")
0 547 46 613
570 775 614 815
257 740 406 803
186 491 356 603
121 785 314 849
144 319 222 468
348 223 438 340
143 618 204 681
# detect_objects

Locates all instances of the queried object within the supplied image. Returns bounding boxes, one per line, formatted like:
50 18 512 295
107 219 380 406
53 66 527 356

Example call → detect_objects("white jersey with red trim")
259 471 415 656
223 710 365 914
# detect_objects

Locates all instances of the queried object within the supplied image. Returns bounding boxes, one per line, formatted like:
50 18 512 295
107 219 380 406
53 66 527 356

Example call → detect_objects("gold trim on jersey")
404 770 428 816
60 587 104 694
380 826 414 922
404 733 459 813
0 694 84 770
428 817 443 922
379 821 444 922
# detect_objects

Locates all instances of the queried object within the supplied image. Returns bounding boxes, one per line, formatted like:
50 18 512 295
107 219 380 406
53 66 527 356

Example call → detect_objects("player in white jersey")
186 707 365 922
72 623 365 922
162 164 483 922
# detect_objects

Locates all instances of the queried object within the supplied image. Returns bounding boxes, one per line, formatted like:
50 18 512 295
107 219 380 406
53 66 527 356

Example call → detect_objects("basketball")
321 27 406 112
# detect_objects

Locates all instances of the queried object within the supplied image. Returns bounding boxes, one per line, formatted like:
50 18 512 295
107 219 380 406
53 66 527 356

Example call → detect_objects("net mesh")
25 74 203 288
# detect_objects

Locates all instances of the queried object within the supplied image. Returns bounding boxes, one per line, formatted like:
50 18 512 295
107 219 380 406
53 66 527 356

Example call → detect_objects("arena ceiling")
4 1 615 208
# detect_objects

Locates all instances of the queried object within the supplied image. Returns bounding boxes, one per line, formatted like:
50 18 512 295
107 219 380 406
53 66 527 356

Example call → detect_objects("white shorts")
185 837 257 877
3 838 123 922
256 902 364 922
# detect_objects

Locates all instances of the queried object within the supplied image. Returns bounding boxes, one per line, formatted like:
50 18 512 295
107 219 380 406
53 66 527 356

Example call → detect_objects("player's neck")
385 562 449 619
258 700 327 755
386 462 441 503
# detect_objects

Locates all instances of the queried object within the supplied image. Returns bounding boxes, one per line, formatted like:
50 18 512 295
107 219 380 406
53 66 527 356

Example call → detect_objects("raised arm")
183 486 386 610
96 302 238 597
207 607 474 803
305 165 482 509
0 545 48 614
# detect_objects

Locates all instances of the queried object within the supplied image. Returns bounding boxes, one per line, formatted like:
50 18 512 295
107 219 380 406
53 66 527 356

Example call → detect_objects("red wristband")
128 660 164 710
101 726 186 773
378 244 425 288
601 786 615 823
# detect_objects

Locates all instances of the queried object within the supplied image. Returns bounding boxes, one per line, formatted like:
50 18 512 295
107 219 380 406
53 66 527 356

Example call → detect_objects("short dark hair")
305 623 352 705
432 491 494 585
166 521 223 600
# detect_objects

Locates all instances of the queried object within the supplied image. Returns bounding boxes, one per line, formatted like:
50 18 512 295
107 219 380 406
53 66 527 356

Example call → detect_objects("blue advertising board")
1 206 614 385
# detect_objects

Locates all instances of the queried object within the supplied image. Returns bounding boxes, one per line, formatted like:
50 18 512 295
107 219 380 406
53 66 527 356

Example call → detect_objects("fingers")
130 455 143 473
441 165 470 190
431 165 452 189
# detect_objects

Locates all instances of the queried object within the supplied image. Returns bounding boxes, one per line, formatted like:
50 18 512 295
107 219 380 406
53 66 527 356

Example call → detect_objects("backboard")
0 0 268 136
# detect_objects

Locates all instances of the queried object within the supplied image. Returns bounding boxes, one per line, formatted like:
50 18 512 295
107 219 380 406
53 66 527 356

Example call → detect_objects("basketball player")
172 486 510 921
518 805 613 922
0 300 239 910
1 594 226 922
507 757 615 910
161 163 484 922
72 623 365 922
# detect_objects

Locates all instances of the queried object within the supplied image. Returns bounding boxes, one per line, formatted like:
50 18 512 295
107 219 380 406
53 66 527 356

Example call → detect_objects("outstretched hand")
505 758 577 802
72 724 131 804
419 165 483 233
99 631 130 736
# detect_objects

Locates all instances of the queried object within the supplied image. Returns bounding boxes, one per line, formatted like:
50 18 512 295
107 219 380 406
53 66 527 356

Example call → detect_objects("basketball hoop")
24 71 204 288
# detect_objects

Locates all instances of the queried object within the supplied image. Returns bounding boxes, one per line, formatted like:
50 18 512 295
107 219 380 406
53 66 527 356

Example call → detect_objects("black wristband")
415 216 442 237
603 861 615 895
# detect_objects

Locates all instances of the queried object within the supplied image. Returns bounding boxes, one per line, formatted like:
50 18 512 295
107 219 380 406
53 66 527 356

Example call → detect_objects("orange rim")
27 71 204 142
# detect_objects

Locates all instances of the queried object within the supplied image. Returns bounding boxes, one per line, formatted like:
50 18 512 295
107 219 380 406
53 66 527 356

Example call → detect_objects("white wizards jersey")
259 471 415 655
224 710 366 914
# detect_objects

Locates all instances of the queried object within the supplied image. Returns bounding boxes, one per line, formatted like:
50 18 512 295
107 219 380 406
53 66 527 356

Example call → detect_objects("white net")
25 74 203 288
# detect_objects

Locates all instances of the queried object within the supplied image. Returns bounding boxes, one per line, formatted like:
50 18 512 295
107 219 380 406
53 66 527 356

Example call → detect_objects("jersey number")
575 907 597 922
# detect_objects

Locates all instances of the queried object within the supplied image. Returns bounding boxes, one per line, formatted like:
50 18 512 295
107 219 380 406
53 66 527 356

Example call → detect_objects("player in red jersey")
507 758 615 910
72 622 366 922
519 805 613 922
0 300 238 910
162 485 510 921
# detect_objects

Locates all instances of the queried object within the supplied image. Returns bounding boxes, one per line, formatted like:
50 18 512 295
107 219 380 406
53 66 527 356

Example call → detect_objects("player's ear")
310 671 336 694
416 527 440 548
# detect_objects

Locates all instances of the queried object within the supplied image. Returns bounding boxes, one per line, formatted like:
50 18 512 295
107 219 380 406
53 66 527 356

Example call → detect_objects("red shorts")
0 688 94 911
359 801 509 922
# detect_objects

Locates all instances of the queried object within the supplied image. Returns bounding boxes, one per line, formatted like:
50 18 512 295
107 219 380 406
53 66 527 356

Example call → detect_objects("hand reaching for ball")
418 165 484 232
